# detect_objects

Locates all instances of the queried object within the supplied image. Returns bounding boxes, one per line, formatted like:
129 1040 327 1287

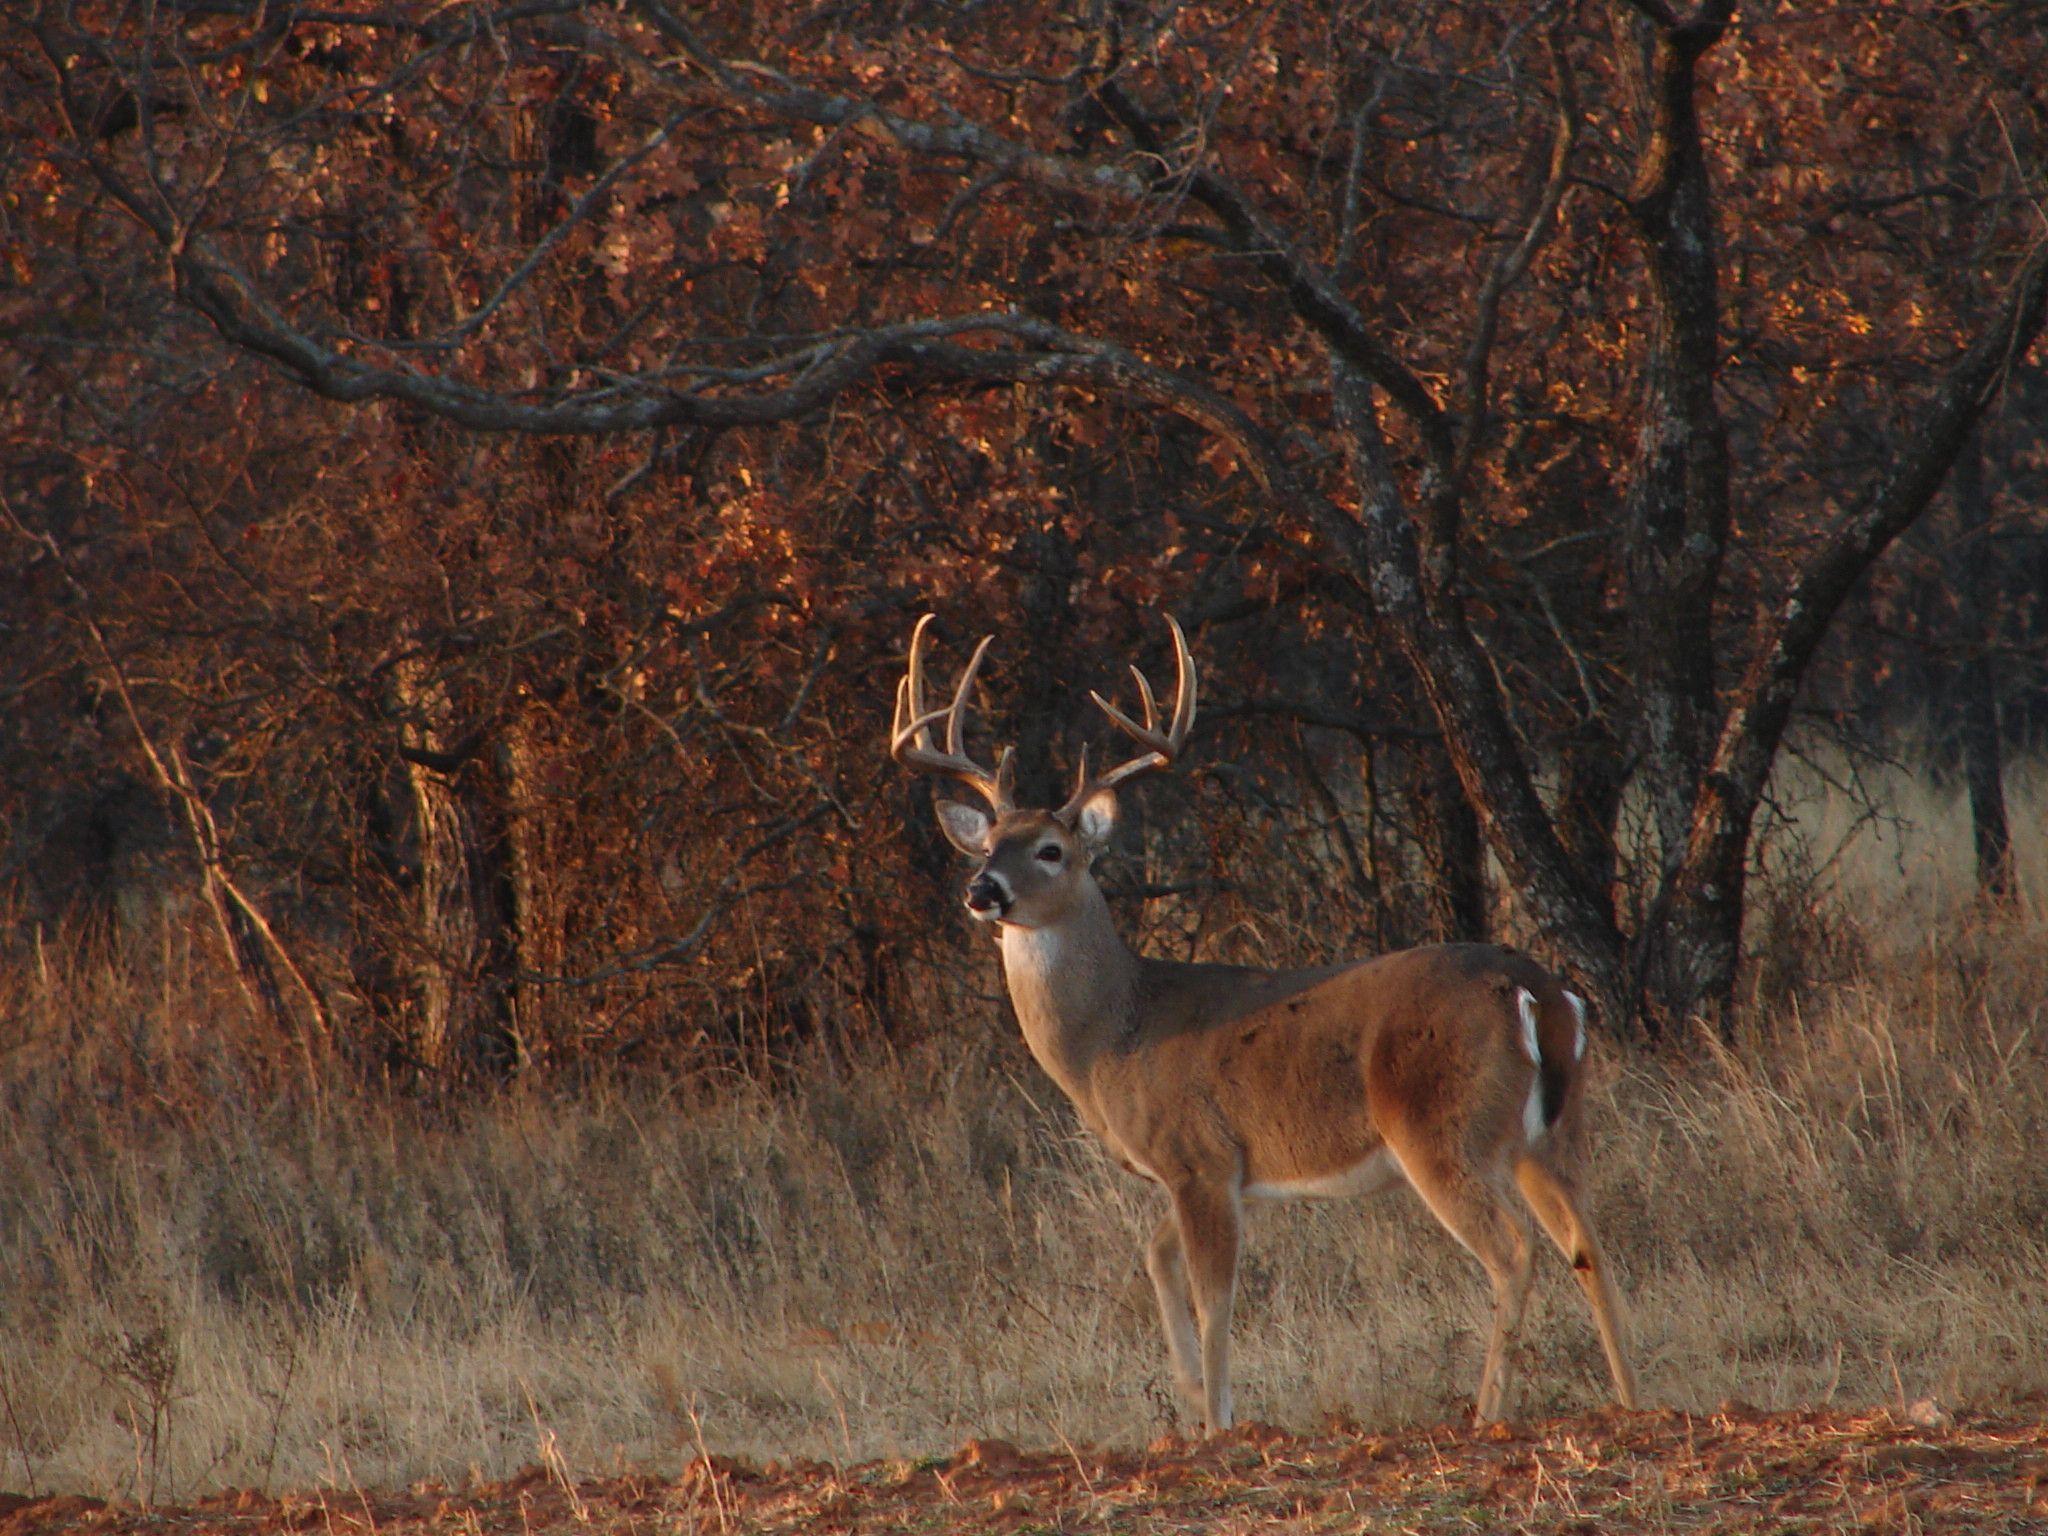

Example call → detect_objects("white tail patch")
1515 988 1542 1065
1516 988 1546 1143
1523 1078 1546 1143
1563 990 1588 1062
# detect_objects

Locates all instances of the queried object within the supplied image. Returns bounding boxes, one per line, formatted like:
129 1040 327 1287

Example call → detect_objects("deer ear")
1069 785 1119 850
934 799 991 857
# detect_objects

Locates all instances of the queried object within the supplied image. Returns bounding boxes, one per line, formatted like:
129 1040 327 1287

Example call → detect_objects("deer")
889 612 1639 1433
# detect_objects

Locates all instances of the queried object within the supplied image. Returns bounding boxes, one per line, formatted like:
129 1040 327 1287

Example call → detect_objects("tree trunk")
387 652 516 1081
1617 5 1733 877
1410 734 1489 943
1960 667 2015 904
1324 356 1633 1025
1014 519 1079 809
493 708 558 1064
198 858 291 1035
1633 831 1746 1036
1554 727 1626 932
1950 436 2015 903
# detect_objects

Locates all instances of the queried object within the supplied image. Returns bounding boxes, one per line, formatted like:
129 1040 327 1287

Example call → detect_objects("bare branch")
1091 71 1454 468
1698 233 2048 850
365 108 695 354
1455 31 1578 480
630 0 1148 202
1 495 332 1055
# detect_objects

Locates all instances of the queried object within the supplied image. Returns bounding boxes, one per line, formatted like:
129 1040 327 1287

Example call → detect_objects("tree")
6 0 2044 1040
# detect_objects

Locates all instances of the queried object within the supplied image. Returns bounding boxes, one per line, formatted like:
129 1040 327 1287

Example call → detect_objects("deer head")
890 613 1197 930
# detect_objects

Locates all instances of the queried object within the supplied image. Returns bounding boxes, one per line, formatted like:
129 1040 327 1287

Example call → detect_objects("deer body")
1007 937 1568 1193
892 615 1638 1432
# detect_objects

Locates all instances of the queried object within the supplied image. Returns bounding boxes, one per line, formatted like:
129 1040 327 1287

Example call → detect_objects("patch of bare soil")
7 1405 2046 1534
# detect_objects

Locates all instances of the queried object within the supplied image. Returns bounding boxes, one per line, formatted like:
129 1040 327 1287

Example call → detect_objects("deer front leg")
1169 1179 1242 1432
1145 1211 1204 1417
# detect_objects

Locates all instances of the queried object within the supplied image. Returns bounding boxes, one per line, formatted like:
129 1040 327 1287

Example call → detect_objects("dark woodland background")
4 0 2046 1087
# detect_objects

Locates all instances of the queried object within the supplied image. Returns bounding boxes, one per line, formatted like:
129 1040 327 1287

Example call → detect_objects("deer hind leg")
1168 1181 1241 1432
1145 1211 1204 1415
1392 1150 1535 1423
1515 1155 1639 1409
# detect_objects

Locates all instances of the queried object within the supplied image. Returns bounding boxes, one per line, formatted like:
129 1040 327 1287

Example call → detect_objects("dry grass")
1 762 2044 1502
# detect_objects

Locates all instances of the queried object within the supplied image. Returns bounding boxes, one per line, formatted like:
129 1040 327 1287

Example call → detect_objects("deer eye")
1034 843 1063 864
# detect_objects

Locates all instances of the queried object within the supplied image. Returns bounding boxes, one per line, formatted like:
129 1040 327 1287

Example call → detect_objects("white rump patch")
1515 988 1542 1065
1564 990 1588 1061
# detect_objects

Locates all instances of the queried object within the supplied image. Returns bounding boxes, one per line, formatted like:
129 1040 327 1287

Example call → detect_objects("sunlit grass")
0 760 2043 1499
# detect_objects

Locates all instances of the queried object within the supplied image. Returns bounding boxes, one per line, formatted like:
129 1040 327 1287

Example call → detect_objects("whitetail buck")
891 613 1639 1432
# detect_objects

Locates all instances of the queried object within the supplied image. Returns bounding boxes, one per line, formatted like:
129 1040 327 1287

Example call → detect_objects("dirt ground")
5 1403 2044 1535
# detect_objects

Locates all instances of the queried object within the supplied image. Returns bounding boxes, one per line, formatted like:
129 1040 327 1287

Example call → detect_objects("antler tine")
903 612 934 734
1164 612 1196 744
1129 664 1160 734
1061 615 1198 815
945 634 993 757
1090 672 1157 748
891 634 993 750
888 616 1016 814
890 613 939 751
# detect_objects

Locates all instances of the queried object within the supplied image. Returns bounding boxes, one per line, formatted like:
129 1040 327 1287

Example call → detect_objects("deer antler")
890 614 1017 814
1059 614 1197 819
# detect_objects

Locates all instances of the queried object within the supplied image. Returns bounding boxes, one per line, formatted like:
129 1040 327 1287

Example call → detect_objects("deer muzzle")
964 871 1011 921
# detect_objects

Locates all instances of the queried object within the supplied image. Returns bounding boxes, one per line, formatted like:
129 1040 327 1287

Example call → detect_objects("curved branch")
629 0 1148 203
633 0 1455 468
1091 73 1453 467
1455 30 1579 481
1689 233 2048 869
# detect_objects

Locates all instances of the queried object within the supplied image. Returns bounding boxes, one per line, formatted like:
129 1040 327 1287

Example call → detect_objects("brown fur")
937 807 1637 1430
903 622 1636 1432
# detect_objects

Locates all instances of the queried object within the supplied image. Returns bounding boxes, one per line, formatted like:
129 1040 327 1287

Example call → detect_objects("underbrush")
2 764 2045 1499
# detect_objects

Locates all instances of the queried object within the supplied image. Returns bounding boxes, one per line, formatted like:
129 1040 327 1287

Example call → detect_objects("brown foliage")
7 1408 2048 1534
2 1 2046 1067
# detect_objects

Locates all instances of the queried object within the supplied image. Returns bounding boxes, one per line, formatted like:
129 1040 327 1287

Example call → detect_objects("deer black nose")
964 873 1010 916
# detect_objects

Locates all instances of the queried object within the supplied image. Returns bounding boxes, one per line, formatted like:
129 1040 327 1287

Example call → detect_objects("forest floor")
6 1403 2045 1536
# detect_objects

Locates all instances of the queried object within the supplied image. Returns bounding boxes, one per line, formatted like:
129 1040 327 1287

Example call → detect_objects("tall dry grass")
1 759 2045 1500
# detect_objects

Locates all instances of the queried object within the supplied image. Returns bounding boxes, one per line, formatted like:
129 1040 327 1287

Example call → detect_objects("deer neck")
997 880 1138 1104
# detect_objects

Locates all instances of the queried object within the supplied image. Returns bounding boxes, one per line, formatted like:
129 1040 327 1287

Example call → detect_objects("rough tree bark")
1554 726 1628 935
1616 2 1733 878
492 706 560 1062
385 650 518 1081
1612 0 1742 1029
